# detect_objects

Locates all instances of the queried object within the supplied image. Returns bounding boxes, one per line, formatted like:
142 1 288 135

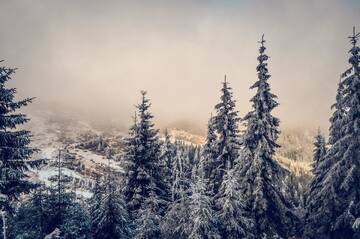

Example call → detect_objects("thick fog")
1 0 359 134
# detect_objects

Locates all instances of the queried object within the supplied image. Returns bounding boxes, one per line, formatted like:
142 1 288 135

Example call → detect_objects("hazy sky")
1 0 359 133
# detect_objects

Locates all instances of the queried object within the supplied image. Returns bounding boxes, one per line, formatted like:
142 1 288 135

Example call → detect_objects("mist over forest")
1 1 360 239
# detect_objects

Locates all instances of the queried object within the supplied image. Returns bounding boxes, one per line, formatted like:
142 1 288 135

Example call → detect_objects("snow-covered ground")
75 148 123 172
24 110 314 199
25 112 125 198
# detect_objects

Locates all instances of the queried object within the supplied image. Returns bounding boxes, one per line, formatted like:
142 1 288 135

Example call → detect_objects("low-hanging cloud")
0 0 359 134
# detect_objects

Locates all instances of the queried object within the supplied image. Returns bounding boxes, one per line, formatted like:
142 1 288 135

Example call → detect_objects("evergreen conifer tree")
170 146 191 202
0 63 39 239
161 186 190 239
134 185 162 239
92 160 132 239
159 129 174 196
122 91 169 235
210 76 241 195
89 174 104 236
60 202 91 239
186 172 220 239
11 185 48 239
48 147 74 228
312 129 327 175
329 79 346 145
304 27 360 239
216 167 254 239
239 35 301 238
201 116 218 191
162 143 192 239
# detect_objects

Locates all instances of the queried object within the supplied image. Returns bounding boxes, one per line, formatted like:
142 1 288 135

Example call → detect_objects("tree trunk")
1 210 7 239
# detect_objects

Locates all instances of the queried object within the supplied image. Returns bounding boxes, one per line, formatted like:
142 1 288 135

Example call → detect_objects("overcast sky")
1 0 359 133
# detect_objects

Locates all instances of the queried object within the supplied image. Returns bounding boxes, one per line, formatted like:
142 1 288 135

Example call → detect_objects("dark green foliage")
312 129 327 175
304 27 360 239
122 91 169 238
209 78 241 195
60 203 91 239
238 35 301 238
0 64 39 202
0 62 42 239
12 185 90 239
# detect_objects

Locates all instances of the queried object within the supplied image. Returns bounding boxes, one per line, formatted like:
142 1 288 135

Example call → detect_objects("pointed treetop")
258 34 266 47
138 90 152 114
224 74 227 84
141 90 147 99
258 34 267 55
349 26 360 46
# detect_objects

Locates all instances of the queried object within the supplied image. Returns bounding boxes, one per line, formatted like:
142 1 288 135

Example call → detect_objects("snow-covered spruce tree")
89 174 104 236
122 91 169 234
159 129 175 195
304 27 360 239
134 183 162 239
27 147 91 238
161 193 190 239
201 116 218 188
60 202 91 239
170 145 192 202
239 35 301 238
12 183 90 239
121 110 139 204
47 147 75 228
329 79 346 145
185 169 220 239
161 182 190 239
11 185 48 239
216 167 254 239
161 140 193 238
311 129 327 175
92 161 131 239
0 63 39 239
161 145 193 238
175 141 194 180
209 76 241 195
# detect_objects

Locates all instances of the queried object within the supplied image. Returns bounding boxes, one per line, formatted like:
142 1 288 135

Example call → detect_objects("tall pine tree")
201 116 218 187
206 76 241 196
159 129 174 196
162 143 192 239
238 35 301 238
329 79 346 145
11 185 48 239
91 160 131 239
304 27 360 239
89 174 103 236
122 91 169 237
0 63 39 239
134 184 162 239
216 167 254 239
311 129 327 175
186 172 220 239
170 145 191 202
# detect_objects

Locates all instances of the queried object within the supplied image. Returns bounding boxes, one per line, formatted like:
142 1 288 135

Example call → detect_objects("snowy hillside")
25 112 126 197
166 128 206 145
276 128 316 162
25 111 314 198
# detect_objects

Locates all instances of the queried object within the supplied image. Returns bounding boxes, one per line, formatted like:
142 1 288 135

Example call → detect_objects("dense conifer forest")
1 29 360 239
